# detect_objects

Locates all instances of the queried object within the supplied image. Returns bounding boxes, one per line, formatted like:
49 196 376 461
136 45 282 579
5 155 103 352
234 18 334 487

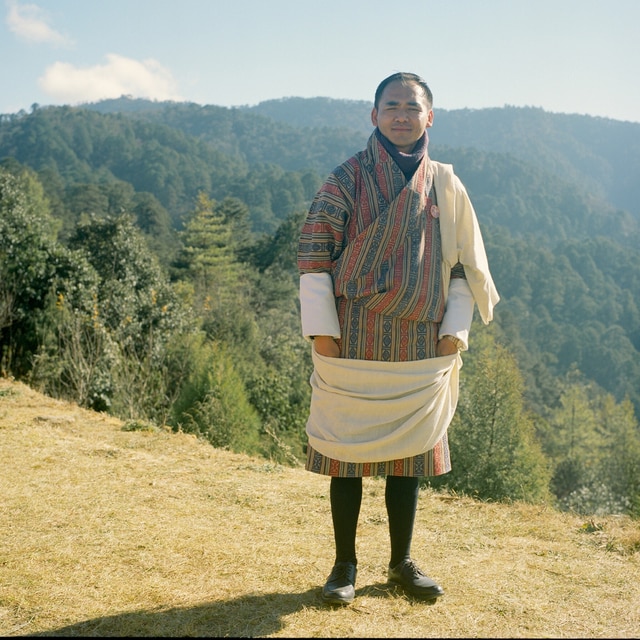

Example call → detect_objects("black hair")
374 72 433 109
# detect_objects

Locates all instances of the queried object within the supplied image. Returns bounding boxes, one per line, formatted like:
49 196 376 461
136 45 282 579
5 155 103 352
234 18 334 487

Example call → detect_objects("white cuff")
300 272 341 340
438 278 475 350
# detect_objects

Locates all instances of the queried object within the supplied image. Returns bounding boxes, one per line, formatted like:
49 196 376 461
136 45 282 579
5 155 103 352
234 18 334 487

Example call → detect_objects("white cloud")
38 54 184 104
6 0 72 46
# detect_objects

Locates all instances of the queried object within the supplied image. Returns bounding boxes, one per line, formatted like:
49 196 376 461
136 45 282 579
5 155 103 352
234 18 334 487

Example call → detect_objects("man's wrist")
440 335 464 351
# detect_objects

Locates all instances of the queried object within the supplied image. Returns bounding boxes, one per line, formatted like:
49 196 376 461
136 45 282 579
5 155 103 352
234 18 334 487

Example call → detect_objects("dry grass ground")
1 377 639 638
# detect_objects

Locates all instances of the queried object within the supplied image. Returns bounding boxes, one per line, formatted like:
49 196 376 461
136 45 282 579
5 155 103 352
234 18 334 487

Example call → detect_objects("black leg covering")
329 476 362 564
385 475 419 568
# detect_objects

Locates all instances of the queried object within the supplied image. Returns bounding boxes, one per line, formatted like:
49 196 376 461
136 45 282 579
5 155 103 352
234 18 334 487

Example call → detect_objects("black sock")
385 475 419 568
329 476 362 564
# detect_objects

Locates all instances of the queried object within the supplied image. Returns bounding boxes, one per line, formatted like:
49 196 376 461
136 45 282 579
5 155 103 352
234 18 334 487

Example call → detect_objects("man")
297 72 499 605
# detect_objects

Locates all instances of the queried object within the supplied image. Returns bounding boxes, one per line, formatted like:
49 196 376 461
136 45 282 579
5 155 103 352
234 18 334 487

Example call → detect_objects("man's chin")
385 133 419 150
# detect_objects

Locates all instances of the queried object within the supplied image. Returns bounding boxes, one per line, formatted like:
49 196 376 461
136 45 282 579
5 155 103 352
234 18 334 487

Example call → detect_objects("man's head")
371 72 434 153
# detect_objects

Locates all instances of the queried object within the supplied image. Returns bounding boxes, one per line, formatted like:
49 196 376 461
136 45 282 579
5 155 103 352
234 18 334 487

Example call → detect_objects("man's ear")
426 109 434 128
371 107 378 127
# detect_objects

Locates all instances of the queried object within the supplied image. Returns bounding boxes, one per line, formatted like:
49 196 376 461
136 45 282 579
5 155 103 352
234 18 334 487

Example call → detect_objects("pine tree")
429 326 552 504
172 192 254 340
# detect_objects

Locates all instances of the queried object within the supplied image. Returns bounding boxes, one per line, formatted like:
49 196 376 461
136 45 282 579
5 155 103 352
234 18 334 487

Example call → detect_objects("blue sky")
2 0 639 122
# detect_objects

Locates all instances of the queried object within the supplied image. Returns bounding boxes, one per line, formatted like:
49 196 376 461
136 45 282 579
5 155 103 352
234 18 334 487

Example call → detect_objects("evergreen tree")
429 326 552 504
0 164 95 376
62 212 191 417
540 372 640 516
539 371 602 502
598 395 640 516
172 192 255 346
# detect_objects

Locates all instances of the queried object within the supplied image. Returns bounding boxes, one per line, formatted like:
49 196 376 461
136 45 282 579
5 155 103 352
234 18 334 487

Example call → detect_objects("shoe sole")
387 579 444 600
322 594 354 605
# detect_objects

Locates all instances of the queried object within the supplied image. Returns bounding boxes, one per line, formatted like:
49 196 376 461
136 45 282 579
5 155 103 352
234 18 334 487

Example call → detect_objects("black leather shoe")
322 561 357 605
388 559 444 600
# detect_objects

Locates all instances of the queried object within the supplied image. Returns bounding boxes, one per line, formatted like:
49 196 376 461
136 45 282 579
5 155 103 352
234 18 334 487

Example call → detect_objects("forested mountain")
1 96 639 516
245 97 640 222
0 104 321 236
81 96 640 247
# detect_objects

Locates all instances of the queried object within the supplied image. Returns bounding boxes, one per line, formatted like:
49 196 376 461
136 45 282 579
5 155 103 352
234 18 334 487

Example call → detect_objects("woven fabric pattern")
305 440 451 477
299 133 446 362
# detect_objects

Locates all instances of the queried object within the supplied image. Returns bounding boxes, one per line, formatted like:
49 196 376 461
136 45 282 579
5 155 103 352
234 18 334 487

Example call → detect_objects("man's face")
371 80 434 153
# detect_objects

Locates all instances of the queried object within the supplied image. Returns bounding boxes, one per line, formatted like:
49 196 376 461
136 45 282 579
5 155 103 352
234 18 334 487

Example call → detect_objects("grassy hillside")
1 377 639 638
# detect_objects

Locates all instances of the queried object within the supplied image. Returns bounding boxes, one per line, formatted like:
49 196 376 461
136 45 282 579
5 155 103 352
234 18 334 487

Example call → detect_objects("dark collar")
374 129 428 179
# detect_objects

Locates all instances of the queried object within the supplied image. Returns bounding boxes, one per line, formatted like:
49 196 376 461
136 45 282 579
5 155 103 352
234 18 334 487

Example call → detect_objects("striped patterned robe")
298 132 461 477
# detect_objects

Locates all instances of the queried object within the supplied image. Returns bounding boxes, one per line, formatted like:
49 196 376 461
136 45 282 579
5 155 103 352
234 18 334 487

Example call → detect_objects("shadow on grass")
28 588 322 637
28 583 437 636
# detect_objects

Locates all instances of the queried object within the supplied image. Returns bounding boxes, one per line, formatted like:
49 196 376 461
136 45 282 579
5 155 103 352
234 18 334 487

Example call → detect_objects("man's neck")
375 129 428 179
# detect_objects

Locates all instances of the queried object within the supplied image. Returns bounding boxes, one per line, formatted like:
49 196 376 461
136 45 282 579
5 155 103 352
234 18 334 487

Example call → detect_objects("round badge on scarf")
430 205 440 218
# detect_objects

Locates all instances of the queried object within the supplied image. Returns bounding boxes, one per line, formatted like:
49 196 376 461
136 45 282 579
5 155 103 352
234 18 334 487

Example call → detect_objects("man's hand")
436 336 460 357
313 336 341 358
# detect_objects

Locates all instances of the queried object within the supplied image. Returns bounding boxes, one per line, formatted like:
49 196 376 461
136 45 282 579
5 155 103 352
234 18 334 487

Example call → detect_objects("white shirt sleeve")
299 272 341 340
438 277 475 350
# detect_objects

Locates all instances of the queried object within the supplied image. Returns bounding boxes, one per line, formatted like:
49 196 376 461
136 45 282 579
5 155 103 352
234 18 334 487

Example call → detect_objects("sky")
1 0 639 123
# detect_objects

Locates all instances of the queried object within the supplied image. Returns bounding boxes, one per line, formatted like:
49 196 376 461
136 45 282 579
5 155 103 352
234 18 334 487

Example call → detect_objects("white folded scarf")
306 348 461 463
